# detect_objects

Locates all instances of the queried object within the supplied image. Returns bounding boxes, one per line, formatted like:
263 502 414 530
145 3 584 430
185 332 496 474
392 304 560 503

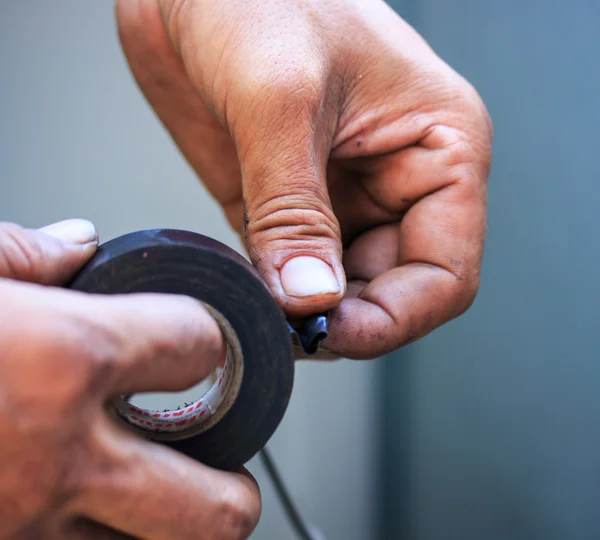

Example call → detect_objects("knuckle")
243 62 325 128
454 272 481 317
446 137 479 169
439 128 491 189
433 74 493 178
273 68 322 112
215 488 260 538
477 98 494 141
255 62 323 105
247 192 342 262
14 307 121 409
0 222 42 280
458 83 494 160
15 330 93 411
80 324 126 393
465 81 493 134
249 190 339 235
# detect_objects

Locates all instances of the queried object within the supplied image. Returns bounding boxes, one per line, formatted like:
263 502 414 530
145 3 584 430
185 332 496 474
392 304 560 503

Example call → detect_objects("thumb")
140 0 345 315
0 219 98 285
237 88 346 317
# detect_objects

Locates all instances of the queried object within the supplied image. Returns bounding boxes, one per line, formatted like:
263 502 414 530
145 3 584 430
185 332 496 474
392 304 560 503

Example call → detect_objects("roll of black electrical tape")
68 229 296 471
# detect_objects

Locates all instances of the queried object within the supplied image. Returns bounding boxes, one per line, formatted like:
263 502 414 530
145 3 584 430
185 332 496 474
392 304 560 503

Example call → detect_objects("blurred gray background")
382 0 600 539
2 1 600 540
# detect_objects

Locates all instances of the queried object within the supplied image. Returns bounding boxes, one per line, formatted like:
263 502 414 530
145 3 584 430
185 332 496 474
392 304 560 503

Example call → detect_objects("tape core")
114 303 244 441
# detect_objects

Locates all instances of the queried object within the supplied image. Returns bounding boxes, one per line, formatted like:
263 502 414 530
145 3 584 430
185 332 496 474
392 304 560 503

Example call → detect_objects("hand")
0 220 260 539
116 0 492 359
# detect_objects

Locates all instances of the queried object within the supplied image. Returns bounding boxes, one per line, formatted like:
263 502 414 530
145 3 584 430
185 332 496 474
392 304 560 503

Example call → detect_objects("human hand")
117 0 492 359
0 220 260 539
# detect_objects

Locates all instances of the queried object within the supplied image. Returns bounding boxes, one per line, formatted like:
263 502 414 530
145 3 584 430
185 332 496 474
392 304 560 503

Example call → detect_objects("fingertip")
280 256 341 297
39 218 98 247
0 220 98 284
274 255 345 317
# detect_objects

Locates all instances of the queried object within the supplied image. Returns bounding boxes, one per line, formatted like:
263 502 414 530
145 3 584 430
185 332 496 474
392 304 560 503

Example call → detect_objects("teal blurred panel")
381 1 600 539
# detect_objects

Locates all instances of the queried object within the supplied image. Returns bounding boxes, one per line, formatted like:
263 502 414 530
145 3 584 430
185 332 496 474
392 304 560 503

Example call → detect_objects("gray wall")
382 1 600 539
0 3 378 539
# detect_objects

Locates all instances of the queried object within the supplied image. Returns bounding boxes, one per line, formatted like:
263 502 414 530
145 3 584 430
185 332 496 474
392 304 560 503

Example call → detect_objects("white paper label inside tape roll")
114 303 244 441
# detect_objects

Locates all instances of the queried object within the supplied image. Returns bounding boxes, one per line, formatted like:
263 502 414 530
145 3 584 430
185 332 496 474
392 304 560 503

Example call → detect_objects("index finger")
75 292 225 396
73 417 260 540
327 125 490 359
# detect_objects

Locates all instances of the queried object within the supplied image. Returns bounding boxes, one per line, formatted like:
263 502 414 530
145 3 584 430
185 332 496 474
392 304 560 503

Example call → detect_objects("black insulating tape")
68 228 318 471
288 314 329 356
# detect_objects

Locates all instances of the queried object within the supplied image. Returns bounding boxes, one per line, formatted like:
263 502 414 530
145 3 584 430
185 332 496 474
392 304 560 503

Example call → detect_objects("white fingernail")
280 256 340 297
40 219 98 245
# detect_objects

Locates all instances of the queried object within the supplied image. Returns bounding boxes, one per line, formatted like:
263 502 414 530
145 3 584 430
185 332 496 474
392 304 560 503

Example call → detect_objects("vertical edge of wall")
377 349 417 540
377 1 423 538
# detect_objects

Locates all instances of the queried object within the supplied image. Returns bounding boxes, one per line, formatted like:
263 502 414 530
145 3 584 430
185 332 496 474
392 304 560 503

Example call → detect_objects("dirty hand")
117 0 492 358
0 220 260 539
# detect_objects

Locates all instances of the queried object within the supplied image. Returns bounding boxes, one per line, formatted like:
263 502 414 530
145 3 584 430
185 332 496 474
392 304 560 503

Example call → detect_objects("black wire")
259 446 320 540
123 396 320 539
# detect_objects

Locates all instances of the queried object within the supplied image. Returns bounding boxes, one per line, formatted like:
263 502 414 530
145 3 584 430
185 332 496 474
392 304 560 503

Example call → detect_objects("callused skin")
117 0 492 359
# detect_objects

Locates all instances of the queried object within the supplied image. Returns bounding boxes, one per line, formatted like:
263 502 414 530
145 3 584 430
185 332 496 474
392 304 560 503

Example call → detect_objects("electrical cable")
259 447 325 540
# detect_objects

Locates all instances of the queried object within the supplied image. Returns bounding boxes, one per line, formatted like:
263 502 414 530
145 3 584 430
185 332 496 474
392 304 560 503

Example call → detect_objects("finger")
0 219 97 284
84 292 226 396
327 147 488 359
329 124 483 246
151 1 346 318
229 59 346 317
0 280 226 410
76 418 260 540
328 264 464 359
239 96 346 316
342 223 401 283
231 68 347 316
115 0 244 229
